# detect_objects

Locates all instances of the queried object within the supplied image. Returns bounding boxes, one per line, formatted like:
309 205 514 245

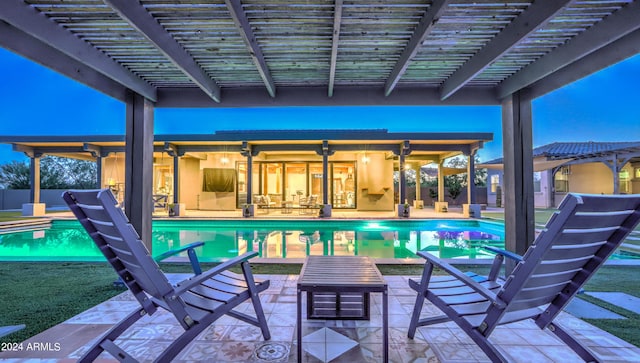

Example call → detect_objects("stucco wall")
180 158 201 210
568 163 613 194
357 152 394 211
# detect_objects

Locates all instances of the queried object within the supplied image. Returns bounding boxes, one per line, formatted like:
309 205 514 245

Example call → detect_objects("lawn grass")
1 262 638 348
0 212 38 222
0 211 57 222
483 208 557 226
0 262 122 344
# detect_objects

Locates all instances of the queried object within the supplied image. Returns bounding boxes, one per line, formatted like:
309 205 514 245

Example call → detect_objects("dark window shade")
203 168 236 192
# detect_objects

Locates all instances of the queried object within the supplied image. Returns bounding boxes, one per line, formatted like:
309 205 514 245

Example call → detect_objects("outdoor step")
585 292 640 315
564 297 626 319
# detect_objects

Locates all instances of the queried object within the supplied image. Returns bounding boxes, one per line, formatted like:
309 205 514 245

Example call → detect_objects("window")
490 174 500 193
554 167 570 192
619 170 630 194
533 172 542 193
254 161 357 209
332 162 356 208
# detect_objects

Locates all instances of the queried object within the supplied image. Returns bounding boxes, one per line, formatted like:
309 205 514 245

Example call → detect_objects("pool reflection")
0 219 507 262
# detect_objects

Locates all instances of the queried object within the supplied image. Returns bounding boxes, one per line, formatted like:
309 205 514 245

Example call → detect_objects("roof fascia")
328 0 344 97
104 0 221 103
497 1 640 100
156 85 501 107
0 22 128 102
0 135 125 143
384 0 450 96
0 0 157 101
440 0 570 100
224 0 275 98
528 28 640 99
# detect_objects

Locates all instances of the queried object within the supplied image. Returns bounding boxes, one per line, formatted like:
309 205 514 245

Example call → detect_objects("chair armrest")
416 251 506 308
482 246 523 262
482 246 523 281
155 241 205 275
174 251 259 293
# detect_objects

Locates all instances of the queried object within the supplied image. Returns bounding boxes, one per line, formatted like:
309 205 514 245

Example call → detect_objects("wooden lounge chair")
408 193 640 363
62 189 271 362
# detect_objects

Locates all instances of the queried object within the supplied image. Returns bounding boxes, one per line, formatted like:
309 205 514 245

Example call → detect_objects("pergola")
1 0 639 257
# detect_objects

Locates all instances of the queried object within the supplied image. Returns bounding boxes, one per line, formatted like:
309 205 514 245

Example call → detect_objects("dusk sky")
1 47 639 164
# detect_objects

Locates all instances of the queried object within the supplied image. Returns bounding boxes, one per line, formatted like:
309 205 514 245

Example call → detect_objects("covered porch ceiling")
1 1 639 107
3 130 492 164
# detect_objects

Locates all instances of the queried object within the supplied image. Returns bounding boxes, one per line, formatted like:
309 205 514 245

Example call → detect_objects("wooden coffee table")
296 256 388 362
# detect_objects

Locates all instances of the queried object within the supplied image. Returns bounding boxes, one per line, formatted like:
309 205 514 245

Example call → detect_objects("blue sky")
1 47 639 164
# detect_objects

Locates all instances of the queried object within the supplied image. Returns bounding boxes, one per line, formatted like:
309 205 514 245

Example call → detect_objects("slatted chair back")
485 193 640 332
63 189 173 315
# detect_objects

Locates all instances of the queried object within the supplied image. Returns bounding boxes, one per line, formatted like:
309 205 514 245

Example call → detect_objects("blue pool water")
0 219 636 262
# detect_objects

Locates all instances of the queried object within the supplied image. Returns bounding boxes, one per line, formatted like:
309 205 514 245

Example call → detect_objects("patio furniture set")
63 189 640 362
254 194 320 215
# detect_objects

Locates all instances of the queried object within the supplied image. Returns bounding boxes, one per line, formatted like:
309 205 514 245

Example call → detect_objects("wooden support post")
125 91 154 251
502 90 535 270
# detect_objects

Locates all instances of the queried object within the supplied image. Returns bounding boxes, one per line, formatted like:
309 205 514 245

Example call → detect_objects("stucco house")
1 129 491 216
483 141 640 208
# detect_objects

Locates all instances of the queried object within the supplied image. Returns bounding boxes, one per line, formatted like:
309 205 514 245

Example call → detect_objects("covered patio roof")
2 129 492 163
1 1 638 106
481 141 640 171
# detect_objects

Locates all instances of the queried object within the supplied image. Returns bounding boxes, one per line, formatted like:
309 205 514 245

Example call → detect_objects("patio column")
246 153 253 204
414 164 421 203
467 151 476 204
172 155 179 203
463 150 481 218
399 152 406 203
29 154 41 204
602 154 631 195
434 159 448 212
320 140 332 217
322 141 329 205
83 143 106 188
502 89 535 265
164 142 185 216
241 142 256 217
437 160 445 202
547 169 556 207
612 154 620 194
124 91 154 251
19 149 45 216
96 156 103 188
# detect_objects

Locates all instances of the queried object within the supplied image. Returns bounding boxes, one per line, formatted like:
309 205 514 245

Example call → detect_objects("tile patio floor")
1 273 639 363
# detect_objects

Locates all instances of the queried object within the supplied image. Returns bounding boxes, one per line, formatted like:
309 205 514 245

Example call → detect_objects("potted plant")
167 203 175 217
403 202 410 217
318 204 332 218
242 204 254 217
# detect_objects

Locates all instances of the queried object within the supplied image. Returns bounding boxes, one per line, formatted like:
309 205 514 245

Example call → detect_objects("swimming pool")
0 219 636 262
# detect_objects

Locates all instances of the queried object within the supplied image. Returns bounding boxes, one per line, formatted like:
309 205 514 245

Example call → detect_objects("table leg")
383 289 389 363
297 288 302 363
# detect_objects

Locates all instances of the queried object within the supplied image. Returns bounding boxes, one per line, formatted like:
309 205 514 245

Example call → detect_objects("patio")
2 273 639 363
